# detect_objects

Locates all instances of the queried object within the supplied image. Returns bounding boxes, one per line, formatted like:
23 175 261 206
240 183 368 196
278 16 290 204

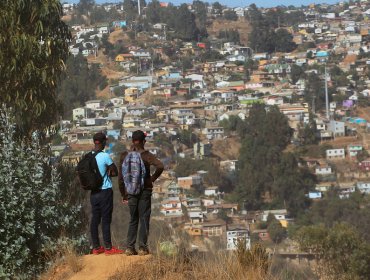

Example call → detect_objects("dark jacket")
118 146 164 199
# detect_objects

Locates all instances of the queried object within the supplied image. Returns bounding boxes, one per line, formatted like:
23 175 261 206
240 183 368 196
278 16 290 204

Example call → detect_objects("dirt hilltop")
45 254 151 280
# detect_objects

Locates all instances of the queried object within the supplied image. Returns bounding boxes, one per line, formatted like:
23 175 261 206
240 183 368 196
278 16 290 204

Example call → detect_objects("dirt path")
47 254 151 280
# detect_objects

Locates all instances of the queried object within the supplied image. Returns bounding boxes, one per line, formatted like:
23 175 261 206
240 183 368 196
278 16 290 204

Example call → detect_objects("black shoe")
125 247 138 256
138 247 150 256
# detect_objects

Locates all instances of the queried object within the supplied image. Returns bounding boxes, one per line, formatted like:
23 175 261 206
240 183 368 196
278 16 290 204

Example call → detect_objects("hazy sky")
67 0 341 8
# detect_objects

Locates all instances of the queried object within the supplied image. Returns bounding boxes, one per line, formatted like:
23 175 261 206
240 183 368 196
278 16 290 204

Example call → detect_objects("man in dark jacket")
119 130 164 256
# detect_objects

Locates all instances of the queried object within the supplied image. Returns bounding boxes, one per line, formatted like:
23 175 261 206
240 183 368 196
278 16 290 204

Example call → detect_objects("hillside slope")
207 18 251 46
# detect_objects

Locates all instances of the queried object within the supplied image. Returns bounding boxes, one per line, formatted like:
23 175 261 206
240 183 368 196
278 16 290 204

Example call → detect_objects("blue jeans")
90 188 113 249
127 189 152 249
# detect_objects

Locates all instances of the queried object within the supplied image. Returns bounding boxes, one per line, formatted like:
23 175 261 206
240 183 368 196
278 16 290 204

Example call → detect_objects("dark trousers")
127 189 152 249
90 188 113 249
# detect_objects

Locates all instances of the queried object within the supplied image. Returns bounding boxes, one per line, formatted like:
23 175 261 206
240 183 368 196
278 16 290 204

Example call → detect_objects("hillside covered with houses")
52 0 370 278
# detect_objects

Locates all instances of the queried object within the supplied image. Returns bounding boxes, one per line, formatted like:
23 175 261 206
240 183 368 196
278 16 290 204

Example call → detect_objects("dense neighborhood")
53 0 370 264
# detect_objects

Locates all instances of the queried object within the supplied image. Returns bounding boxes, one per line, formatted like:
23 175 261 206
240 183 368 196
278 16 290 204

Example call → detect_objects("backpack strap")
93 150 108 181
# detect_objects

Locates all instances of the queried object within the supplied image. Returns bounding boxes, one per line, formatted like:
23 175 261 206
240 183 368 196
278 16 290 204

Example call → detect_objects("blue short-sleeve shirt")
94 151 113 189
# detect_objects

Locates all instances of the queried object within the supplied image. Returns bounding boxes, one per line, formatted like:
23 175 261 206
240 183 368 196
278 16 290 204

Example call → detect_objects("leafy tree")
212 2 223 15
217 209 232 224
0 108 87 278
297 192 370 243
220 115 247 135
267 219 287 244
275 29 297 52
175 4 199 41
271 153 315 214
297 115 317 145
296 223 370 280
304 72 326 112
177 129 198 147
248 18 276 53
153 133 173 149
233 105 314 213
0 0 71 135
58 54 107 118
77 0 95 16
218 29 240 44
290 64 305 84
224 10 238 21
113 86 126 96
199 50 225 62
90 6 123 24
330 66 349 87
180 56 193 71
123 0 141 22
247 6 297 53
146 0 161 24
357 150 369 162
193 0 208 29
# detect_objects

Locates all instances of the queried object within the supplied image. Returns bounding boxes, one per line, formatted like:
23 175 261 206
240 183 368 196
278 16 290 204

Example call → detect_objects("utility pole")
138 0 141 16
325 66 330 120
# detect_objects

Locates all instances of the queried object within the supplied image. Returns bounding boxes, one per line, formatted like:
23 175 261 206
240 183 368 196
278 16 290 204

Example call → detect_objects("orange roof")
343 54 357 65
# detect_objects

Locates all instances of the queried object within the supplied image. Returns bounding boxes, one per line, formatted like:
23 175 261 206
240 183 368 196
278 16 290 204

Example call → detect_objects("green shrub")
0 107 87 279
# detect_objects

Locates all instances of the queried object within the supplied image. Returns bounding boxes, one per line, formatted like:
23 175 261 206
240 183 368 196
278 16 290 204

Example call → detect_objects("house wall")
326 149 345 160
227 231 250 250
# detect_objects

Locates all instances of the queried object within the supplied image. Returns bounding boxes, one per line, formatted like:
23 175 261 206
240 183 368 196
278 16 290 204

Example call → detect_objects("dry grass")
40 244 83 280
109 242 272 280
206 18 252 46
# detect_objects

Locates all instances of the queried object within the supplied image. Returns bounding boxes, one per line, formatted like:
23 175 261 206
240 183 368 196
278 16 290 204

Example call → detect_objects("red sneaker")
92 246 105 255
105 246 124 255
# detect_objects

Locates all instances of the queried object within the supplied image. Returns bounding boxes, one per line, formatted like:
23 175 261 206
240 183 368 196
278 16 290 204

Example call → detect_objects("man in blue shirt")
90 132 123 255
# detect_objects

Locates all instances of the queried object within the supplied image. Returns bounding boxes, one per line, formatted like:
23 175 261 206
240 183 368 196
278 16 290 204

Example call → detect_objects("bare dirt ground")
207 18 251 46
45 254 150 280
108 29 130 44
211 137 241 160
87 36 128 99
357 107 370 121
323 136 361 148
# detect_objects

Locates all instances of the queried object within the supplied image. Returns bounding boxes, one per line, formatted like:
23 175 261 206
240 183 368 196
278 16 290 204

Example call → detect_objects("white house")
326 148 345 160
218 111 246 121
202 127 225 140
202 198 215 206
185 74 205 89
253 53 269 60
98 26 109 34
315 165 333 175
204 186 219 197
220 160 238 172
85 100 104 110
261 209 288 222
227 227 251 250
188 210 204 224
110 97 124 106
226 54 247 62
72 107 91 121
348 144 363 158
265 96 284 106
357 182 370 194
131 49 151 58
308 192 322 199
160 197 183 217
70 47 80 56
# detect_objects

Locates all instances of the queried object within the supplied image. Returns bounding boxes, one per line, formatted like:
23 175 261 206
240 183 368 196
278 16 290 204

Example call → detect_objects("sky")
67 0 341 8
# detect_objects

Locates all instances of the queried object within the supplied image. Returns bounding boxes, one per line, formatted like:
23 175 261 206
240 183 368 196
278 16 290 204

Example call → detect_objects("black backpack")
76 151 104 191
